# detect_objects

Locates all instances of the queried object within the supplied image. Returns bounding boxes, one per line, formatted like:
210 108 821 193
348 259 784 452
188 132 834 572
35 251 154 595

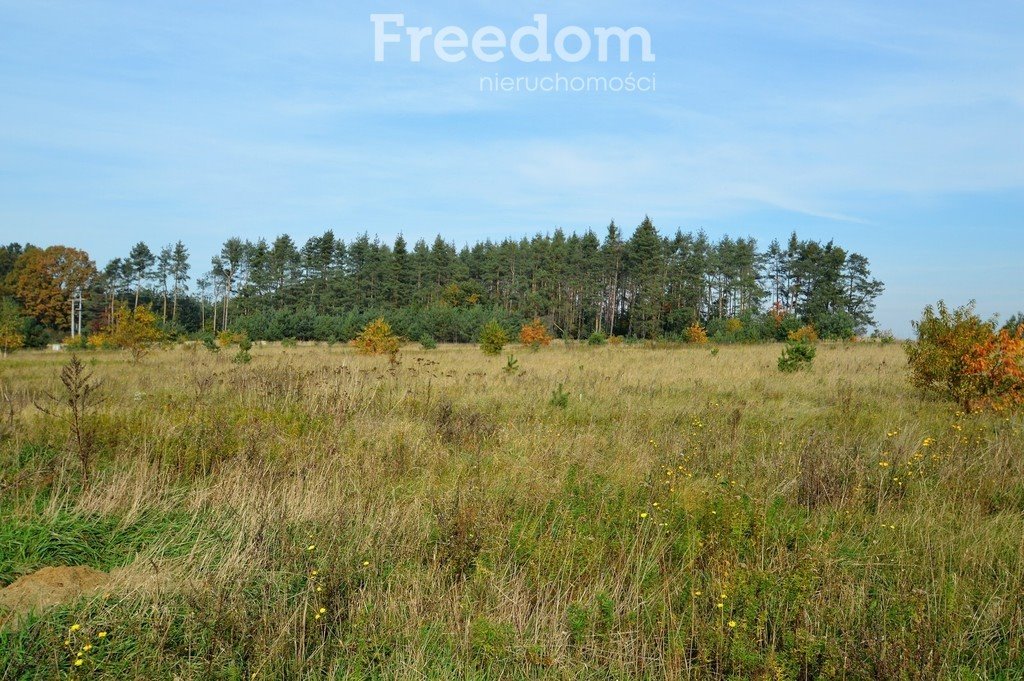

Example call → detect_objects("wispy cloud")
1 0 1023 335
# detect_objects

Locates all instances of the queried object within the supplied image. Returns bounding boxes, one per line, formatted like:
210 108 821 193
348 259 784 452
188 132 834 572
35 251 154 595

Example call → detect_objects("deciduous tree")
8 246 96 330
0 298 26 356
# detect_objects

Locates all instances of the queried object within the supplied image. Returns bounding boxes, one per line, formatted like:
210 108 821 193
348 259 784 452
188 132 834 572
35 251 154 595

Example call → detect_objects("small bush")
35 355 102 487
787 325 819 343
62 335 89 351
469 617 514 663
549 383 569 409
281 337 298 348
503 354 520 374
961 325 1024 412
905 301 994 410
778 340 816 372
433 496 484 580
607 335 624 346
871 329 896 345
351 318 401 357
419 335 437 350
587 331 607 346
217 330 245 348
519 318 552 350
200 333 219 352
233 336 253 364
433 400 496 448
686 323 709 344
479 320 509 356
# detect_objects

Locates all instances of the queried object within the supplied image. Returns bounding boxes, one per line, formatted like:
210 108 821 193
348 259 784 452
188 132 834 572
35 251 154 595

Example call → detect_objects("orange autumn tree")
962 325 1024 412
519 318 552 349
905 301 1024 413
7 245 96 330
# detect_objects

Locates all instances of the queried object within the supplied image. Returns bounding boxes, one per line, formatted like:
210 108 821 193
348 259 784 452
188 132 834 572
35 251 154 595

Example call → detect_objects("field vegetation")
1 340 1022 679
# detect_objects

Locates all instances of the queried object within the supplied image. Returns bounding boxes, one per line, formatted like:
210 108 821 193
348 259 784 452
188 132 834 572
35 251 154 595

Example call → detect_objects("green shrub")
503 354 520 374
813 310 857 340
587 331 607 346
871 329 896 344
419 335 437 350
549 383 569 409
566 603 589 644
778 340 815 372
479 320 509 356
197 332 219 352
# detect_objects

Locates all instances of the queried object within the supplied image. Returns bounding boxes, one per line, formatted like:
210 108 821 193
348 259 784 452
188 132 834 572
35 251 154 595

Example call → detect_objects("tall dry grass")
0 341 1022 678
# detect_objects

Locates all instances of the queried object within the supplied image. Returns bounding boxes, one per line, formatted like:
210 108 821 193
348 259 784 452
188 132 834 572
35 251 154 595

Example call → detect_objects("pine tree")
625 216 664 338
156 245 172 322
127 242 155 309
170 241 190 323
601 221 624 334
391 234 412 306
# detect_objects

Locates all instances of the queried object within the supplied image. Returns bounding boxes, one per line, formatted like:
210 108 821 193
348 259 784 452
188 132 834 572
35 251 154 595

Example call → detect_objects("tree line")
0 217 888 347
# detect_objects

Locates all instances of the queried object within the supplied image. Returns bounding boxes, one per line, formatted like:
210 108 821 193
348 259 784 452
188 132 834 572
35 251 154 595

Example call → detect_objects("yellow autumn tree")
351 318 401 358
686 323 709 344
90 303 164 363
788 325 819 343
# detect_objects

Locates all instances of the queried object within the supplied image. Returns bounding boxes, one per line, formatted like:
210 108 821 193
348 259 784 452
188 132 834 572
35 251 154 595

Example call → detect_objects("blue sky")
1 0 1022 336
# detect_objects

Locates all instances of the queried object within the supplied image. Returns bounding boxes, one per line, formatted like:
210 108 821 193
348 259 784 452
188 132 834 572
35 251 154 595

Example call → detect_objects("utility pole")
70 288 83 338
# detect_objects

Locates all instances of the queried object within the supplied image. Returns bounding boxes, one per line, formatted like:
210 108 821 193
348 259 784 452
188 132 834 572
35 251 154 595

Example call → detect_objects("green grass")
0 341 1022 679
0 509 202 584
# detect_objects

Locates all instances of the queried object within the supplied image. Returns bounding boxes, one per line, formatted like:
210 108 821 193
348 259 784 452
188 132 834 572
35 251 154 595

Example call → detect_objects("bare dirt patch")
0 566 110 629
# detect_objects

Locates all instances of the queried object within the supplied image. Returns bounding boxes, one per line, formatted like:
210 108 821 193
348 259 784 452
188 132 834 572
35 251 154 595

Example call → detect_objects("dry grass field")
1 341 1022 679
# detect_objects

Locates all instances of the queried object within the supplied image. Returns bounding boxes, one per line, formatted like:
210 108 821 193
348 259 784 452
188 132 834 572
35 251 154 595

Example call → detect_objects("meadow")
0 341 1022 679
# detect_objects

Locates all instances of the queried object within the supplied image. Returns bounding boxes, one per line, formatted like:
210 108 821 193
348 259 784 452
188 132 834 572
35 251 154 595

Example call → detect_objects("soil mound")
0 566 109 629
